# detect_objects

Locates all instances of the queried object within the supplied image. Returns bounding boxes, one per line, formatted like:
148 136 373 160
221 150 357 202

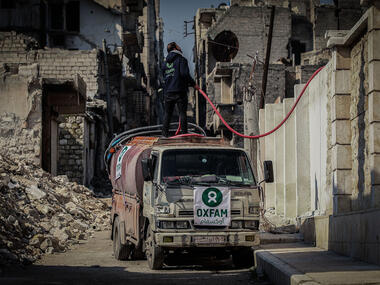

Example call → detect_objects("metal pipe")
260 6 275 109
103 39 113 136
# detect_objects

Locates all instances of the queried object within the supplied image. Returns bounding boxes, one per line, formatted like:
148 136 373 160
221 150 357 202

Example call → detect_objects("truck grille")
179 209 241 216
179 210 194 216
231 210 241 215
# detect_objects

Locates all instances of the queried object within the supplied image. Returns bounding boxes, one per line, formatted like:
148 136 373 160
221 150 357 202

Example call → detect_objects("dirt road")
1 231 269 285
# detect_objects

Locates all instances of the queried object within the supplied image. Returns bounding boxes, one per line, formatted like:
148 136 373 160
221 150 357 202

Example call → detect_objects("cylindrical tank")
109 144 152 199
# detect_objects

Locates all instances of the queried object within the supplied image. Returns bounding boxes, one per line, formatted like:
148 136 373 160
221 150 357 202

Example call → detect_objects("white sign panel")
194 187 231 226
115 146 130 180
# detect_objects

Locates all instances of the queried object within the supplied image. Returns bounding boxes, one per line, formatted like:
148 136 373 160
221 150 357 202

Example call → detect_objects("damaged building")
0 0 163 188
193 0 366 173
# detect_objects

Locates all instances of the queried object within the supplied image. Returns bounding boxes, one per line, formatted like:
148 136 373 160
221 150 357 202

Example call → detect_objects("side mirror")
141 158 152 181
263 161 274 183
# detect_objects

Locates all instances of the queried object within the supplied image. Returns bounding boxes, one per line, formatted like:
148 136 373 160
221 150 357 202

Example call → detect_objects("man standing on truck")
161 42 198 137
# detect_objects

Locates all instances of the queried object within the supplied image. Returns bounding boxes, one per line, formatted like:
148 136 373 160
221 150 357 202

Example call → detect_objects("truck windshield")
161 149 256 186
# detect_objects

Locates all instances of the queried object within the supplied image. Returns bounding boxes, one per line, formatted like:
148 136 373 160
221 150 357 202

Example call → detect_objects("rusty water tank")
109 143 152 198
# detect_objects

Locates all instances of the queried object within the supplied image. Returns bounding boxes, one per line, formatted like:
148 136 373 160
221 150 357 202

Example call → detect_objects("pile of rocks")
0 152 110 266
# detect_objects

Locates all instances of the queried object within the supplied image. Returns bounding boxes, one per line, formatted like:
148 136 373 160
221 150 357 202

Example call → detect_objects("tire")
113 216 131 260
145 224 164 269
131 242 145 260
232 248 254 268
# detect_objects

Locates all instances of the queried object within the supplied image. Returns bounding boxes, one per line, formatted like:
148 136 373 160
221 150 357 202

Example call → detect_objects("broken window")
211 31 239 62
49 3 64 30
66 1 80 32
0 0 15 9
47 1 80 47
48 1 80 32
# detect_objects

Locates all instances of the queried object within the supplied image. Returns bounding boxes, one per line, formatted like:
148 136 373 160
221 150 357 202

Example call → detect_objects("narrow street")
2 231 266 285
1 1 380 284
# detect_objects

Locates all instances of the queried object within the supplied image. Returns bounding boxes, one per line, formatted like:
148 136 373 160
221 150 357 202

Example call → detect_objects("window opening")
211 31 239 62
0 0 15 9
66 1 80 32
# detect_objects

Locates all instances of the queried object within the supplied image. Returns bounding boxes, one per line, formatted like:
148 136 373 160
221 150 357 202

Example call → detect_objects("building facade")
0 0 163 188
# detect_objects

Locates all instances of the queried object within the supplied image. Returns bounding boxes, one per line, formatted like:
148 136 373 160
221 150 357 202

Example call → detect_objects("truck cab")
109 136 269 270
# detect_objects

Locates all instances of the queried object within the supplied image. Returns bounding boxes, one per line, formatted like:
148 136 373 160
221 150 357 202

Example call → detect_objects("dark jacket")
162 50 195 95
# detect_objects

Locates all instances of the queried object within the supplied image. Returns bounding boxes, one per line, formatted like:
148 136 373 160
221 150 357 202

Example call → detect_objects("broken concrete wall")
0 0 122 50
66 0 122 50
311 1 364 51
206 6 291 72
0 69 42 165
0 48 101 98
0 31 39 52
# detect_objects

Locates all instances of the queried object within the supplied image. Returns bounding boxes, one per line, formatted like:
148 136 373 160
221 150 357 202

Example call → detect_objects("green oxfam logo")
202 188 223 207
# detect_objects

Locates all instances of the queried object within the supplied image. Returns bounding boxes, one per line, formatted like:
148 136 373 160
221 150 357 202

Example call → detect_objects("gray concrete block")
368 6 380 32
369 122 380 154
283 98 297 219
369 91 380 123
332 144 352 170
368 29 380 63
369 60 380 94
264 104 276 210
331 94 351 121
333 169 353 195
274 103 284 216
332 47 351 70
294 84 311 216
332 70 351 95
333 194 352 214
370 153 380 185
332 120 351 145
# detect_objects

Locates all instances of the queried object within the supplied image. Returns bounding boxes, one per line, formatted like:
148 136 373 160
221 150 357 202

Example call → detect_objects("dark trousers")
162 92 188 137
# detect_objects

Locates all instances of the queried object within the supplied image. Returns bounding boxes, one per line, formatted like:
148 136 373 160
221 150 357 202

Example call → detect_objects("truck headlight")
156 206 170 214
176 221 189 229
244 220 258 229
248 206 260 215
230 221 243 229
160 221 175 229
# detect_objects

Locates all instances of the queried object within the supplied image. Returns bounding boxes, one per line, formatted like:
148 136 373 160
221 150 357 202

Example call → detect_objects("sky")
160 0 229 73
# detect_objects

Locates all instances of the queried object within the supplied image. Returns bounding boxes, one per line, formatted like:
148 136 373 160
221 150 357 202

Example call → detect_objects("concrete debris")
261 208 298 234
0 151 110 266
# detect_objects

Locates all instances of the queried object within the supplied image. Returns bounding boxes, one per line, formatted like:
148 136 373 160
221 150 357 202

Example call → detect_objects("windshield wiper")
165 176 192 186
213 176 253 187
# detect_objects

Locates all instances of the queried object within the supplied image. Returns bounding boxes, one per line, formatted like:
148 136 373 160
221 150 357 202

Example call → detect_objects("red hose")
195 66 324 139
175 120 181 135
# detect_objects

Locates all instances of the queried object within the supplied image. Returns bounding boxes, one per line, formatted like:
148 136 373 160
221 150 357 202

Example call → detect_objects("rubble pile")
0 152 110 266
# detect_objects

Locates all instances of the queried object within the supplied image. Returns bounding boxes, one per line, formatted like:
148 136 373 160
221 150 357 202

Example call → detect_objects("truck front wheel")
113 216 131 260
232 248 254 268
145 225 164 269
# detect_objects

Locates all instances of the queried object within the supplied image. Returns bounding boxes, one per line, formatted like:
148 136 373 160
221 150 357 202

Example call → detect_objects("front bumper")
155 231 259 247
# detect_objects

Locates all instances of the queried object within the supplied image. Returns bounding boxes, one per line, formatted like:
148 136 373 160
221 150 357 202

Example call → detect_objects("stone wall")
0 31 39 52
58 116 85 184
258 6 380 266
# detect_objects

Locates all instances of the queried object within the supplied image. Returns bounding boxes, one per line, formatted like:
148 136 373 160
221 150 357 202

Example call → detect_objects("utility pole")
260 5 275 109
102 39 113 137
